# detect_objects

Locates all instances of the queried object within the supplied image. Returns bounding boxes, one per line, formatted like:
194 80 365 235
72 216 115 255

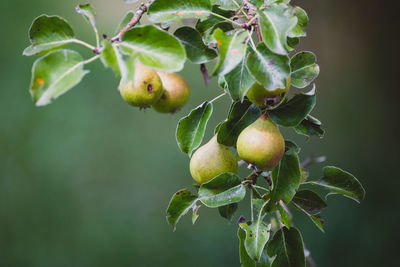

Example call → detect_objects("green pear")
120 63 163 108
237 114 285 170
152 72 190 114
190 135 238 184
246 77 291 108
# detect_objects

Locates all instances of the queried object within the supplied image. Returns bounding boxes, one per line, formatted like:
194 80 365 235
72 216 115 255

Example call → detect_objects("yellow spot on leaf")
196 11 203 16
36 78 45 85
231 49 239 55
217 40 222 46
177 11 184 16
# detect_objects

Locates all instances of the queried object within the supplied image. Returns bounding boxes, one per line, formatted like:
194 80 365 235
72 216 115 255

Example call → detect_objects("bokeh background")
0 0 398 266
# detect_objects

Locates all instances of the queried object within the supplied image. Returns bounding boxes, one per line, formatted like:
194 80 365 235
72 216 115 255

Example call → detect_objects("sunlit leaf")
148 0 212 23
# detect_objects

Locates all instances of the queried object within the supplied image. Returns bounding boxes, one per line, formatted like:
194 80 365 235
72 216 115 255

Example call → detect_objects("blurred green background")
0 0 398 266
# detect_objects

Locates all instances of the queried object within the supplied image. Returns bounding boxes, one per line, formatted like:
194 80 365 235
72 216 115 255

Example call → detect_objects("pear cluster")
119 62 190 113
189 114 285 184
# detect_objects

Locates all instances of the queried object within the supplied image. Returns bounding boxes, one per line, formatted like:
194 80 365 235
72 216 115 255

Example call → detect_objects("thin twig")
209 92 227 103
200 64 211 86
111 1 154 42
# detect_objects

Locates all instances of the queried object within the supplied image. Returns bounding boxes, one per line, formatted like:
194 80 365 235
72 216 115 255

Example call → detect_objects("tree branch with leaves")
23 0 365 266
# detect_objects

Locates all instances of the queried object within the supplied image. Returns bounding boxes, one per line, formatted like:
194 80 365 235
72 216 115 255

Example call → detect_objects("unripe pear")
120 63 163 108
246 77 291 108
152 72 190 114
190 135 238 184
237 114 285 170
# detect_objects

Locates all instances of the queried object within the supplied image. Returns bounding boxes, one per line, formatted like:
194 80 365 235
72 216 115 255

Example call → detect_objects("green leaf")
267 227 306 267
176 102 213 156
198 173 246 208
247 43 290 91
166 189 198 231
192 203 201 224
23 15 75 56
292 190 327 213
217 100 261 146
212 29 249 76
223 50 256 101
277 202 291 228
238 228 273 267
288 6 308 38
269 148 301 209
291 202 325 233
285 140 300 155
239 221 271 262
308 166 365 203
147 0 212 23
294 115 325 138
29 49 89 106
268 85 316 127
120 25 186 72
76 4 97 31
196 5 232 34
100 40 121 77
290 52 320 88
218 203 238 221
174 26 217 64
211 0 243 10
257 4 298 55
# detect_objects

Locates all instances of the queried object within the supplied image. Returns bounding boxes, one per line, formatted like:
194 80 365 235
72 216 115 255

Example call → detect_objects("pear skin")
246 77 291 108
152 72 190 114
237 114 285 170
190 135 238 184
120 63 163 108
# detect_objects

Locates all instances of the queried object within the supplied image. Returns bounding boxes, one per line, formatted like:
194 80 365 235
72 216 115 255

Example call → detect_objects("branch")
110 1 154 43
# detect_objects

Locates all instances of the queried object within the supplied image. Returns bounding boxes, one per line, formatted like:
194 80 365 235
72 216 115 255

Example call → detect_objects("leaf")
268 85 316 127
211 0 243 10
192 203 201 224
288 6 308 38
277 202 291 228
218 203 238 221
76 4 97 30
121 25 186 72
238 228 273 267
147 0 212 23
294 115 325 138
246 43 291 91
212 29 249 76
29 49 89 106
292 190 327 213
198 173 246 208
100 40 121 77
217 100 261 146
290 52 320 88
267 227 306 267
292 202 325 233
174 26 217 64
308 166 365 203
223 50 256 101
196 5 232 33
166 189 198 231
239 221 271 262
257 4 298 55
285 140 300 155
23 15 75 56
176 102 213 156
268 147 301 209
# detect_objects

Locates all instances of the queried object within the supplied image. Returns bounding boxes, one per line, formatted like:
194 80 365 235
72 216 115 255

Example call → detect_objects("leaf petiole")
210 12 243 27
72 39 96 51
210 92 227 103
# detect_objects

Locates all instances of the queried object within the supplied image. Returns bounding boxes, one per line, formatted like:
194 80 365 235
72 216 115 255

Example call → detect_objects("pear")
152 72 190 114
237 114 285 170
190 135 238 184
120 63 163 108
246 77 291 108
